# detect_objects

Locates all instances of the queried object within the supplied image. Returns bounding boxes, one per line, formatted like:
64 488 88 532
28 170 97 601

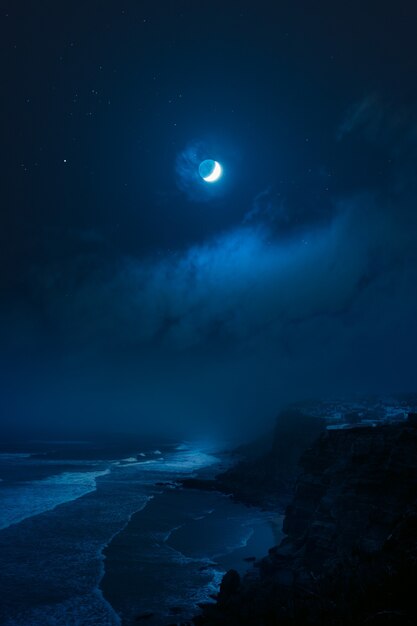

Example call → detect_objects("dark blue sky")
1 1 417 437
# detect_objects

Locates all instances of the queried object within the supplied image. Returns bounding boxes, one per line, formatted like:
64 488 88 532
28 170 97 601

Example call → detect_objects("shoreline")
193 418 417 625
99 453 284 625
94 493 156 626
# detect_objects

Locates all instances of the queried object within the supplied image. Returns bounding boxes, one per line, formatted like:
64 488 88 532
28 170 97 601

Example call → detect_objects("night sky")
1 1 417 437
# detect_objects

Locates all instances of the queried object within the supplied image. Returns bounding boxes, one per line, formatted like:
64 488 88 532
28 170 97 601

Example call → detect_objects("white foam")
0 468 110 530
1 588 121 626
137 449 218 474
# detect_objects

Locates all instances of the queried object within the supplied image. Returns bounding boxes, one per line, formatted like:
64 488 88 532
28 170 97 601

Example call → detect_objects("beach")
101 483 283 625
0 440 283 625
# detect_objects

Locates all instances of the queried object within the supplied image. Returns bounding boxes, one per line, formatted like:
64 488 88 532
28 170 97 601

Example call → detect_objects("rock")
183 409 324 510
194 420 417 625
135 611 154 621
218 569 240 601
180 478 219 492
407 412 417 426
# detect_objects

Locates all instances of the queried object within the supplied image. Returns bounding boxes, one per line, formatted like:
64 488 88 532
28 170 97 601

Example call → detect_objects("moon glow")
199 159 222 183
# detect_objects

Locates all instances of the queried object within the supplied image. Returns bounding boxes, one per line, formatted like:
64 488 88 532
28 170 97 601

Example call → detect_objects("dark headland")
182 402 417 626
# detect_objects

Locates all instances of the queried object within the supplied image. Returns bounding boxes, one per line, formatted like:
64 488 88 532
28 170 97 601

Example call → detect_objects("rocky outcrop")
193 417 417 625
182 409 324 508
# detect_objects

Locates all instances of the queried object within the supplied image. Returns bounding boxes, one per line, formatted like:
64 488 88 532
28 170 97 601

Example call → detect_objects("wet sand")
101 485 284 625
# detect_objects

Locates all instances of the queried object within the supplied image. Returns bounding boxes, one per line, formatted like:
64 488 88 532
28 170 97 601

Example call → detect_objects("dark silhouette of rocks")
135 611 154 621
218 569 241 601
193 416 417 625
182 409 324 508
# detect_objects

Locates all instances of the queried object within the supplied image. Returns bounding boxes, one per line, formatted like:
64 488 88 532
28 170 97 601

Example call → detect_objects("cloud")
50 187 415 366
337 94 381 140
337 94 417 150
18 187 413 435
3 97 417 435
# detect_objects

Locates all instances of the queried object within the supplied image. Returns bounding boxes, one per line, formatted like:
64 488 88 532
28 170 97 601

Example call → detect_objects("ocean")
0 439 282 625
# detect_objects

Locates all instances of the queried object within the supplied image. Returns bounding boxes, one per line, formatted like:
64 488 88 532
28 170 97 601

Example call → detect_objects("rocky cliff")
193 416 417 625
182 409 324 508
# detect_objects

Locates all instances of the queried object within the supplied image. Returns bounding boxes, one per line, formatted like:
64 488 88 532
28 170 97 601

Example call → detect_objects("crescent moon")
203 161 222 182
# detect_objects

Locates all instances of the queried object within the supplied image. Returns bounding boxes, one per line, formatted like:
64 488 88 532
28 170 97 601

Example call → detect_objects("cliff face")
194 418 417 625
183 410 324 508
218 409 324 508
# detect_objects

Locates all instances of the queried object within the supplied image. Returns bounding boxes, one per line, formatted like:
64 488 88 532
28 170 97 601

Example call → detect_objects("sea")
0 438 283 625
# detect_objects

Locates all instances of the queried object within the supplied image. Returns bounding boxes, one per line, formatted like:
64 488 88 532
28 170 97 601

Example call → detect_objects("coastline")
100 454 285 625
193 418 417 626
0 440 224 625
